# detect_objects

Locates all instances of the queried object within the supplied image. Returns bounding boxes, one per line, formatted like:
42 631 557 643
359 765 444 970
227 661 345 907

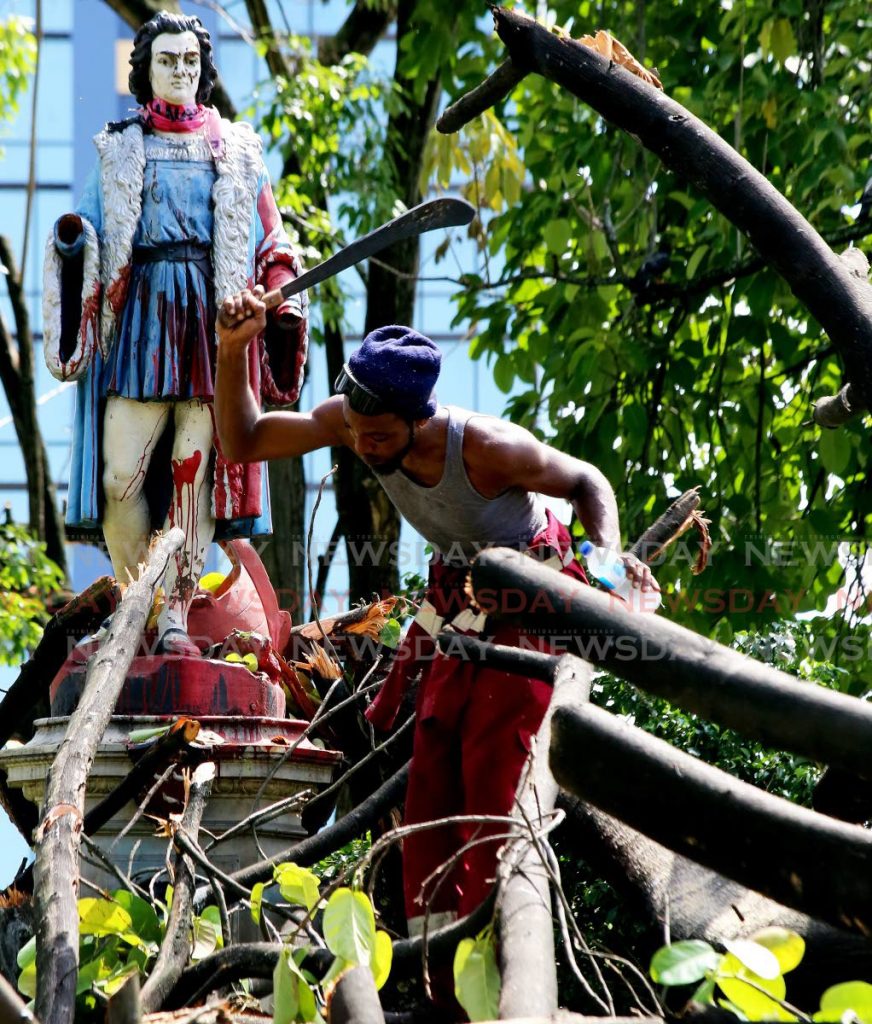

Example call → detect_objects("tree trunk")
0 236 67 574
260 454 307 618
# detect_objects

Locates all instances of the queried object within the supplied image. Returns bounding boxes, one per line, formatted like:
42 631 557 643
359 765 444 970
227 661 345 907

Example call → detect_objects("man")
215 286 658 943
43 13 307 655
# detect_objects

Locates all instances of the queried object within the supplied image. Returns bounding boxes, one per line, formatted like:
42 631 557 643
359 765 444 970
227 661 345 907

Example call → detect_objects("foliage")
0 524 65 665
650 928 872 1021
249 863 392 1022
453 926 501 1021
0 15 35 130
426 0 872 683
17 889 222 1015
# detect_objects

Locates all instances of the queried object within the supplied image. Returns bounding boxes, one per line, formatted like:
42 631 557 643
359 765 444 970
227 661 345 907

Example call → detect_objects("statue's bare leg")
155 399 215 655
102 396 171 579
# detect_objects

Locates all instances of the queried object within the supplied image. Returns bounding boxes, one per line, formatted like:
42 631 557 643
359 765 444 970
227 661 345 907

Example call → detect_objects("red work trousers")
402 625 553 929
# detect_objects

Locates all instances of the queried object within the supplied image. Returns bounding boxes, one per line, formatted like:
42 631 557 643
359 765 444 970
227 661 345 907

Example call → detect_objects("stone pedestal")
0 712 341 896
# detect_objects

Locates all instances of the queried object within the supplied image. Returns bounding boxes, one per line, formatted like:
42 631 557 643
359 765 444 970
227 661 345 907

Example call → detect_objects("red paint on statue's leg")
169 448 203 608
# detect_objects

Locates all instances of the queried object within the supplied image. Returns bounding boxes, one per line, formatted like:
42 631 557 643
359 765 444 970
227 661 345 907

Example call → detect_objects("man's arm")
214 288 344 463
464 417 658 590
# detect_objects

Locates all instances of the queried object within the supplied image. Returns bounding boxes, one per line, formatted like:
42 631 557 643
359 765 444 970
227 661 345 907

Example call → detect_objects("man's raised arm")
214 287 343 463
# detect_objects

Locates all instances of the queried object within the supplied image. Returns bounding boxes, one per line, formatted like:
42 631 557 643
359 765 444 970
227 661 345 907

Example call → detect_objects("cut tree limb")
471 547 872 777
328 964 385 1024
140 761 215 1014
498 655 592 1019
549 702 872 935
32 529 183 1024
467 7 872 415
437 59 527 134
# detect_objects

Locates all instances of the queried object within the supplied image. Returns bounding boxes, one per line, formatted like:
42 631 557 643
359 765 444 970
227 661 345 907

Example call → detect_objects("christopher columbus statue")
43 12 308 655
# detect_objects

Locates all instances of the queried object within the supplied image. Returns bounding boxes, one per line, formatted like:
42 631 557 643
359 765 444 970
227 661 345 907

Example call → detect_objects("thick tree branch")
550 702 872 935
329 965 385 1024
471 547 872 778
33 529 184 1024
318 0 398 66
437 58 527 133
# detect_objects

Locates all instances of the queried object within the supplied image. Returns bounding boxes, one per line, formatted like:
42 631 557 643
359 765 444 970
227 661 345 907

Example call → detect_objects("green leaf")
378 618 401 649
111 890 163 946
649 940 721 986
770 18 796 64
275 863 321 912
686 245 708 280
716 951 787 1018
191 912 220 961
542 219 572 255
371 930 392 990
454 931 501 1022
17 937 36 998
251 882 265 926
323 888 376 965
78 898 135 939
273 948 300 1024
748 927 805 974
819 981 872 1024
819 428 852 477
723 939 781 980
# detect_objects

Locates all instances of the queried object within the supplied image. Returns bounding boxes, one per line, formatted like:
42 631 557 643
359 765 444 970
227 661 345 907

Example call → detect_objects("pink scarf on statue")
140 98 224 157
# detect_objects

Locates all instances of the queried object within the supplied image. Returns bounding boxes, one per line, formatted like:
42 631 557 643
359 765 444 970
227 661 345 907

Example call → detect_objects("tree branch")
140 762 215 1014
33 529 184 1024
317 0 398 66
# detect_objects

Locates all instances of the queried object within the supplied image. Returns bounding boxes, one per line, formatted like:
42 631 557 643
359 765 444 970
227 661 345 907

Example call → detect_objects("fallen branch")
436 631 557 681
471 547 872 777
498 655 592 1018
33 529 183 1024
550 702 872 934
328 964 385 1024
140 762 215 1014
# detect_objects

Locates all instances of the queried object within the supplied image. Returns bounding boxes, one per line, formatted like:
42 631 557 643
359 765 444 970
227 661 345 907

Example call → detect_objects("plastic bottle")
580 541 661 613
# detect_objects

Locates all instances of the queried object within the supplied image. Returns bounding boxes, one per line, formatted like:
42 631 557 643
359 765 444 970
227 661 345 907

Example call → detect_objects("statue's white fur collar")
94 118 262 347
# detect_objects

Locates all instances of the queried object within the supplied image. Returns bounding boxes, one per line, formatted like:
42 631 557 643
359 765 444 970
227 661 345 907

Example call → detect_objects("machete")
262 196 475 310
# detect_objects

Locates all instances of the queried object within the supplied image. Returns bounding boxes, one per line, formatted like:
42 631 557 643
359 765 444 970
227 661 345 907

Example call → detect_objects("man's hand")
621 551 660 592
217 286 267 351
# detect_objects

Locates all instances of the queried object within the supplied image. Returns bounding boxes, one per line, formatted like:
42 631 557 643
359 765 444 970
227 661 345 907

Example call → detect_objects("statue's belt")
133 241 212 278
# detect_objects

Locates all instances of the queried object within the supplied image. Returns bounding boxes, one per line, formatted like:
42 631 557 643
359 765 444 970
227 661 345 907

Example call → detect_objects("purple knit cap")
347 325 440 418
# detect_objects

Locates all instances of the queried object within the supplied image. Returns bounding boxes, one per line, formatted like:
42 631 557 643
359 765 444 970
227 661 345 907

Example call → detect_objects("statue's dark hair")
128 11 217 105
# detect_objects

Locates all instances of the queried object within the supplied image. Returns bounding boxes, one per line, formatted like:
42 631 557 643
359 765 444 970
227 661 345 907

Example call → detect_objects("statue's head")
128 11 217 106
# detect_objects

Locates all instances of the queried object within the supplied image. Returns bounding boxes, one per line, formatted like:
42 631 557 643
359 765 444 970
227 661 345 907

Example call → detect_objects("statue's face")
148 30 201 106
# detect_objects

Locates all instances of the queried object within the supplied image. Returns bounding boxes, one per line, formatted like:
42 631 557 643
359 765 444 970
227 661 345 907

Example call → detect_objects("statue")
42 11 308 656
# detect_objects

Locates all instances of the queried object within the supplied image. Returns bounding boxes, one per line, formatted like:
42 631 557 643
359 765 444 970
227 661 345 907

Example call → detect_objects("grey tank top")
376 406 548 566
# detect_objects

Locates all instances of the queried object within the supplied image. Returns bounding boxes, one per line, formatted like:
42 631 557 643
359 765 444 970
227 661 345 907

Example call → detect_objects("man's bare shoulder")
310 395 350 445
462 411 538 458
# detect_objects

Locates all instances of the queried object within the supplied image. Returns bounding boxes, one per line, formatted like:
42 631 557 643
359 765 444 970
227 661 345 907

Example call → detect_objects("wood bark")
260 455 307 616
470 7 872 413
556 795 872 1003
0 971 35 1024
629 487 701 562
436 631 558 682
140 762 214 1013
437 59 527 134
328 965 385 1024
498 655 592 1019
549 701 872 935
471 547 872 777
32 528 183 1024
106 972 141 1024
